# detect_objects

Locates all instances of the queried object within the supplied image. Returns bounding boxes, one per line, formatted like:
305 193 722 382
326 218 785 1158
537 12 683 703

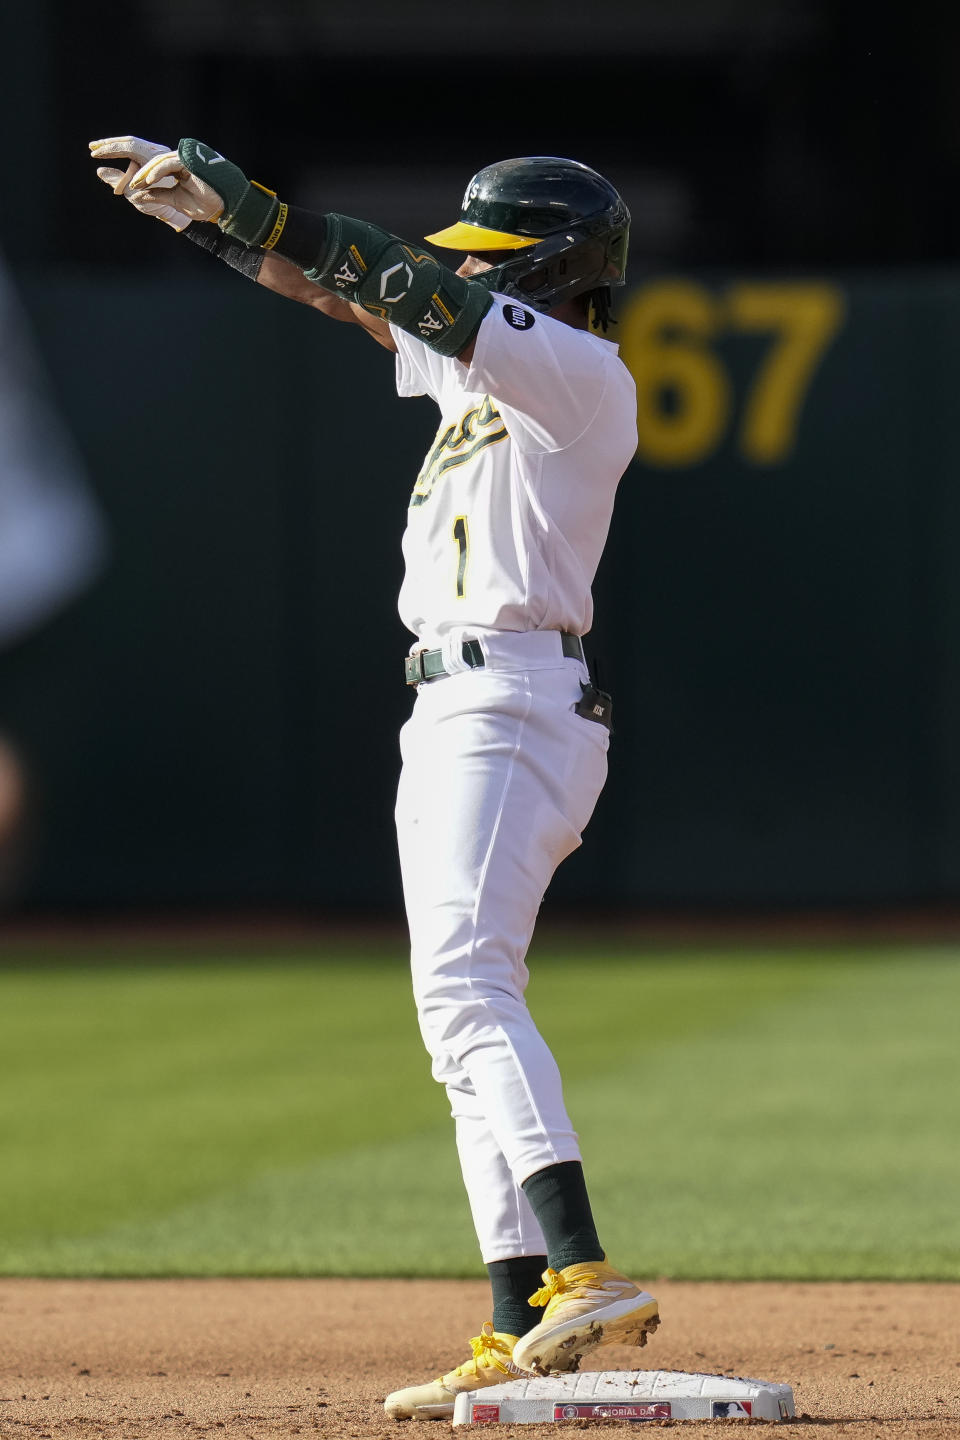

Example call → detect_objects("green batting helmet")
425 155 630 313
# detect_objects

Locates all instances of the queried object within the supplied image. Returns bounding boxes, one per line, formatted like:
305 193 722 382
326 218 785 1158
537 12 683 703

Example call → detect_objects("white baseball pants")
395 630 609 1263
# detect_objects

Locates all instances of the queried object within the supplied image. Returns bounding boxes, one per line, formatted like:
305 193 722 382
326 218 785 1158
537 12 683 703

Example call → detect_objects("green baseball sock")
487 1255 548 1339
521 1161 605 1273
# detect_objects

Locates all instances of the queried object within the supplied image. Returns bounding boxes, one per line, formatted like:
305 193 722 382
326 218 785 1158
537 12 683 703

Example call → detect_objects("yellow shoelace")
451 1324 515 1378
527 1266 600 1308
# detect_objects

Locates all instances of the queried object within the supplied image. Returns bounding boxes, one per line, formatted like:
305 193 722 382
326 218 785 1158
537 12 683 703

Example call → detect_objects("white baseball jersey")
390 296 637 647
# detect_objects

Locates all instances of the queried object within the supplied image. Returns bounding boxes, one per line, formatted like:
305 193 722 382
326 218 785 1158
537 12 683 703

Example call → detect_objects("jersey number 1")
453 515 469 598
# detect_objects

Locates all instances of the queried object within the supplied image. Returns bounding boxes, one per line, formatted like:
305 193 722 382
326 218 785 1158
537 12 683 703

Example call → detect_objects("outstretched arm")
153 133 492 360
89 136 397 352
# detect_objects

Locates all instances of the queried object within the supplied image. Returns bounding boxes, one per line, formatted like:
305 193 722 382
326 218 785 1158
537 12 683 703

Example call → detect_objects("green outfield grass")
0 936 957 1279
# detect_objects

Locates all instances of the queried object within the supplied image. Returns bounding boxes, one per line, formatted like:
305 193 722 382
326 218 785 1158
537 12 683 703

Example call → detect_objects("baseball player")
88 135 659 1419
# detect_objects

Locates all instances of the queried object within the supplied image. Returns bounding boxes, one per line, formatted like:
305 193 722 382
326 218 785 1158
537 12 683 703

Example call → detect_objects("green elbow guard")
305 214 491 357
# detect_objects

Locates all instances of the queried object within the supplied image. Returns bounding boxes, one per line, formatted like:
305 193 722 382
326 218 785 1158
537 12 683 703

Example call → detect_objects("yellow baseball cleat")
384 1322 528 1420
511 1260 660 1376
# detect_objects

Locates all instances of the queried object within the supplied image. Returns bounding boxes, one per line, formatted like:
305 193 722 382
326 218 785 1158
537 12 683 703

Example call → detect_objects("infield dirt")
0 1278 957 1439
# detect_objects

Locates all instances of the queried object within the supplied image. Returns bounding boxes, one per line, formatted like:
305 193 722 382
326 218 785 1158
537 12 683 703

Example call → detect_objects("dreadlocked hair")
587 286 615 333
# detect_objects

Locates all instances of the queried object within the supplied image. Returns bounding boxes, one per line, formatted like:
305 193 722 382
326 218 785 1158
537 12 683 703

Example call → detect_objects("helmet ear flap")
608 228 629 274
515 264 549 295
544 238 608 301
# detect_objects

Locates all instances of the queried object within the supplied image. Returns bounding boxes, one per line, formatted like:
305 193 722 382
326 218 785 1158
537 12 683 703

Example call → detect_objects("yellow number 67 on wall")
619 280 845 468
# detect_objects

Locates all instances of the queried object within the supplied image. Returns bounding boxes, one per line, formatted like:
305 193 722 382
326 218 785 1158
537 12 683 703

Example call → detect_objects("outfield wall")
1 265 958 911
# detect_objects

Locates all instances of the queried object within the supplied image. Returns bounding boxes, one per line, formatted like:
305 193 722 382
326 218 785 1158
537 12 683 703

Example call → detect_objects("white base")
452 1369 796 1424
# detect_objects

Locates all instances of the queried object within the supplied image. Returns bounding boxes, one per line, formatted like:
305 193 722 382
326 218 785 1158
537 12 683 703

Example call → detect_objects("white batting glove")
128 147 226 224
89 135 199 232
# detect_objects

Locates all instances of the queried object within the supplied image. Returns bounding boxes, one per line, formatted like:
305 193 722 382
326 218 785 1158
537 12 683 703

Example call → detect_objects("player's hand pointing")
91 136 283 250
88 136 197 232
125 144 227 224
141 140 282 248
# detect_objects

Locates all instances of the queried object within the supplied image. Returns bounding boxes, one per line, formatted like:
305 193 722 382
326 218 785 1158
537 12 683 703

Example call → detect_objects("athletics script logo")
410 396 507 507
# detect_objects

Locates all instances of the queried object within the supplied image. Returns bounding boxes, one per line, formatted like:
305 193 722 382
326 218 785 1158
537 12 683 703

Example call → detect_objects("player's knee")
416 983 526 1063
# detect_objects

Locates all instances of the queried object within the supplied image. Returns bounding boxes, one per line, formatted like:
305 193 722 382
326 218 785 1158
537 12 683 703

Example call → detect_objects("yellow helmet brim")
423 220 538 251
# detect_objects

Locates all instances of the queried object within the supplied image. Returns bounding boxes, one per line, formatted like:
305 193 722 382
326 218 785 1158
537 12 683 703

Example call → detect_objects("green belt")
404 632 585 686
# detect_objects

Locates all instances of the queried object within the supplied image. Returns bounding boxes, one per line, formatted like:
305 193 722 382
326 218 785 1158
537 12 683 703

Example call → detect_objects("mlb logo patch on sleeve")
503 303 535 330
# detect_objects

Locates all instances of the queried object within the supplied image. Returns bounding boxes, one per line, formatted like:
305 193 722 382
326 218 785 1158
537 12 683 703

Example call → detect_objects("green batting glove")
178 138 286 249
